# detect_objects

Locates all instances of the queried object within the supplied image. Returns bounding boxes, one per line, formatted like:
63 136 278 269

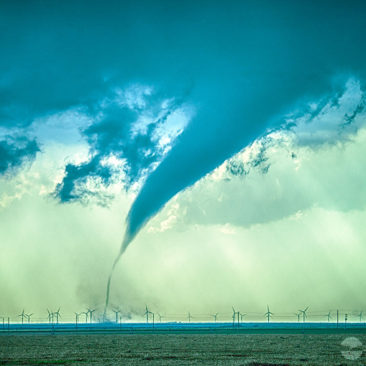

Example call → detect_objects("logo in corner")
341 337 362 361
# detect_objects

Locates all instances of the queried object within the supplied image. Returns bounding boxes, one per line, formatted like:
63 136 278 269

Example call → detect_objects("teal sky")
1 1 366 321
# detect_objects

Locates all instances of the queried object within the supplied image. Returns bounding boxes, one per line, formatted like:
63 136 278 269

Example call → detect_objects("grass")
1 333 365 365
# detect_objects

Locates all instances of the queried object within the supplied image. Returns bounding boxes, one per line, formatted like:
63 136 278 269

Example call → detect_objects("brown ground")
1 333 365 366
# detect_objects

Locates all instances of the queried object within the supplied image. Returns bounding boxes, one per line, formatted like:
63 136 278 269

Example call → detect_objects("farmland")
1 331 365 365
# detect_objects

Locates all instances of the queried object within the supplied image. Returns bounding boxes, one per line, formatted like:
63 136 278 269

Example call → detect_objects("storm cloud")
2 1 366 317
0 136 39 176
54 86 192 204
2 1 366 263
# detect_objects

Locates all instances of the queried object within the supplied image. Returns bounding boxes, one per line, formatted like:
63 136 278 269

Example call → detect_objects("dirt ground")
1 333 365 366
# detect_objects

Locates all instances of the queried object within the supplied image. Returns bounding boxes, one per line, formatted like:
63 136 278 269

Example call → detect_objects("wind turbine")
327 311 332 322
295 312 301 322
144 306 155 325
144 306 150 323
157 313 164 322
187 312 192 323
74 312 81 326
232 307 239 326
25 313 33 323
53 308 61 324
82 311 89 323
298 306 309 323
210 313 218 322
88 308 96 323
112 309 120 324
265 305 273 323
150 311 155 326
358 311 363 323
47 309 53 324
240 312 247 322
18 310 26 324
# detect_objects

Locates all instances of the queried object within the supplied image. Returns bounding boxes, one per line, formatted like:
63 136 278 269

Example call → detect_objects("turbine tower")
112 309 120 324
232 307 239 326
298 306 309 323
149 310 155 326
265 305 273 323
18 310 26 324
144 306 150 323
327 311 332 322
74 312 81 326
144 306 154 325
187 312 192 323
47 309 53 324
211 313 218 322
295 312 301 322
358 311 363 323
88 308 96 323
25 313 33 323
54 308 61 324
82 311 89 323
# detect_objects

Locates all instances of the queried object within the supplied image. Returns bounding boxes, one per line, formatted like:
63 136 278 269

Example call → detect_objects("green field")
1 333 365 365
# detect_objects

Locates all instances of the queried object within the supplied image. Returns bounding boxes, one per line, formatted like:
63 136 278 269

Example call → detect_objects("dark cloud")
54 92 186 204
343 101 365 127
173 81 366 230
54 156 112 204
0 137 39 176
226 139 271 178
248 143 271 174
289 80 366 148
226 160 248 177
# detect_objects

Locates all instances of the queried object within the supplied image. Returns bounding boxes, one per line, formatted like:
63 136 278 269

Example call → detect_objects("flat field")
1 333 365 366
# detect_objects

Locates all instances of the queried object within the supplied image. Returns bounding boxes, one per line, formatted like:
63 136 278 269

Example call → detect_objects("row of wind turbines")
16 309 62 325
141 306 215 324
1 306 364 325
11 308 94 325
139 305 364 325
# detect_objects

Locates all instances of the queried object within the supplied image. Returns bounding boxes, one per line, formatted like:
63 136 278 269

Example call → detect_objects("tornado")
103 1 366 314
103 75 325 312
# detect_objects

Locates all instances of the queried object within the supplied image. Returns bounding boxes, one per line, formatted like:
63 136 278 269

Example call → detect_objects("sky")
1 0 366 322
